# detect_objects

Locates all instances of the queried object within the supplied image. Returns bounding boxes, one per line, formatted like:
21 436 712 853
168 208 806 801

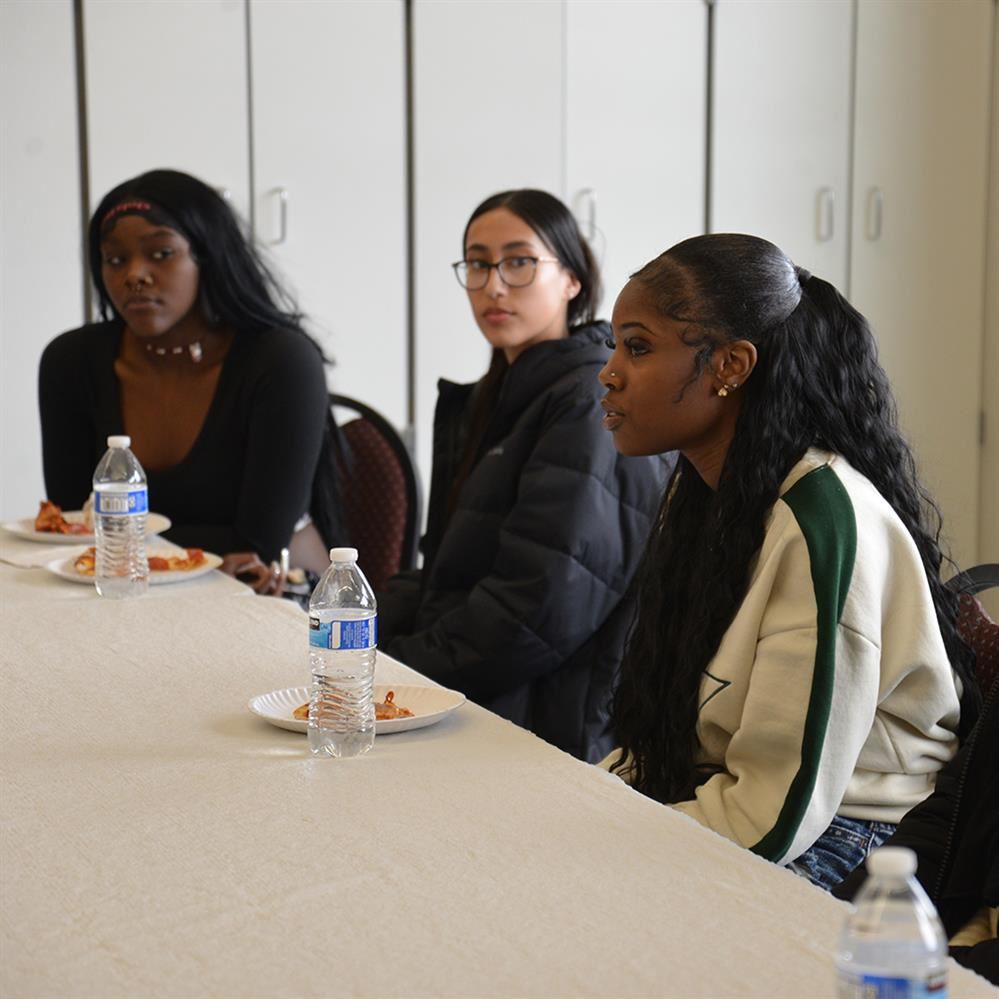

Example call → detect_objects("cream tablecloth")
1 571 995 998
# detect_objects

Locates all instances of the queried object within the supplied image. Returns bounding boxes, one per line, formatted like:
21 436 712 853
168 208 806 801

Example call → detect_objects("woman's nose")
483 265 506 296
599 361 618 388
125 265 150 289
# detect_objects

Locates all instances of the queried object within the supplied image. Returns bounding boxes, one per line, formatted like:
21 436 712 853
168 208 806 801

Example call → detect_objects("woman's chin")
612 435 664 459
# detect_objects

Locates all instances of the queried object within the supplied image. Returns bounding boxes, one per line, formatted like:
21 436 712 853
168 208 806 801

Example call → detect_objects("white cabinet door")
982 10 999 585
850 0 993 566
251 0 407 431
711 0 853 291
566 0 707 314
0 0 83 518
83 0 249 222
413 0 564 496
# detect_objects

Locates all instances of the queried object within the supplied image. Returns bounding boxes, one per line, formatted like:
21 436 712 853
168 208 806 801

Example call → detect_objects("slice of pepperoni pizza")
147 549 207 572
73 546 207 577
292 690 414 722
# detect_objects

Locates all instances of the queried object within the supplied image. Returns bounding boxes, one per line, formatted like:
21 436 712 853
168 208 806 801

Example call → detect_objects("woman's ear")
713 339 757 386
564 272 581 301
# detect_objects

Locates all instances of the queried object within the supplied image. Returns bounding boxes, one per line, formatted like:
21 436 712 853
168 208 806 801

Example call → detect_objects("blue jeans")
788 815 896 891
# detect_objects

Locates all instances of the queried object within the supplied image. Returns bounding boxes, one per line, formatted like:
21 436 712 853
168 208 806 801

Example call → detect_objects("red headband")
101 200 153 226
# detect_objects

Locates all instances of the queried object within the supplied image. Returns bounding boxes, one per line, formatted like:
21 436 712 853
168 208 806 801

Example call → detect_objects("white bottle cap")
107 435 131 448
329 547 358 563
867 846 917 878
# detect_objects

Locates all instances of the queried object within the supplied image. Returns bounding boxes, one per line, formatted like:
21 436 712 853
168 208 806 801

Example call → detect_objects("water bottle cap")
867 846 917 878
329 547 359 563
107 435 131 448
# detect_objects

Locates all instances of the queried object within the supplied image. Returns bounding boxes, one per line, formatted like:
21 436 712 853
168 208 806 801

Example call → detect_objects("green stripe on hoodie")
751 464 857 861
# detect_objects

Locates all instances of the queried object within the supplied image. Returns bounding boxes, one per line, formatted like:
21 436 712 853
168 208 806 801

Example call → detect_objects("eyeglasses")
451 255 560 290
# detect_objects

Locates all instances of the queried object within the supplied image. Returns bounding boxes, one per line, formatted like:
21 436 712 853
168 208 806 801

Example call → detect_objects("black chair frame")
945 563 999 597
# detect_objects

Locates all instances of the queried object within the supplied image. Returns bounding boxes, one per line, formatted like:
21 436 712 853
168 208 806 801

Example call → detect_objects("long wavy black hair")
449 189 603 512
610 233 978 804
89 169 344 549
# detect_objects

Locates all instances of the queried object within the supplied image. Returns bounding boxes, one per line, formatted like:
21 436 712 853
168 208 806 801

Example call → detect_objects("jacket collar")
496 321 610 412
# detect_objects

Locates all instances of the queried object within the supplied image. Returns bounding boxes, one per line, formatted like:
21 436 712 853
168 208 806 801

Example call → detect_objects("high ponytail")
611 235 977 804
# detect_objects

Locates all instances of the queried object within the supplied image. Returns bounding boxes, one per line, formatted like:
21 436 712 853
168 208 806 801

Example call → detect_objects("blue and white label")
95 488 148 516
838 972 947 999
309 616 377 650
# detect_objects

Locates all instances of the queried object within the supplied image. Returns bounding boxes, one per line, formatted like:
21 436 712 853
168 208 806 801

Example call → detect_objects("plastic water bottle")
92 434 148 598
307 547 377 758
836 846 948 998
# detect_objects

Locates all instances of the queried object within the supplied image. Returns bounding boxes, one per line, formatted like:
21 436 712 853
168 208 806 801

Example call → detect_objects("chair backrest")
946 563 999 694
329 394 421 592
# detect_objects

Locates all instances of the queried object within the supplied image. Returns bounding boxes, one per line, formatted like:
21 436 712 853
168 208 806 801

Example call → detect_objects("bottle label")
95 488 148 516
838 971 947 998
309 616 377 650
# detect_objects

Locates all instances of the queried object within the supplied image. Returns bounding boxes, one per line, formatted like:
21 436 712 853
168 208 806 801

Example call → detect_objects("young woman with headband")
39 169 340 593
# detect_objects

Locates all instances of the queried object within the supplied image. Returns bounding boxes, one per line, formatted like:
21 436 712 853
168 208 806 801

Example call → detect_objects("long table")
1 550 995 997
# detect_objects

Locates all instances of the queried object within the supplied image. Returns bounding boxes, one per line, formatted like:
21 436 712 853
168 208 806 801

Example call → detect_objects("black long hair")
449 189 602 512
89 169 344 549
611 233 978 804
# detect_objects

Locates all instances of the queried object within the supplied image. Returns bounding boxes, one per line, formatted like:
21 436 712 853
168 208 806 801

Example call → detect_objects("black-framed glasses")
451 255 560 290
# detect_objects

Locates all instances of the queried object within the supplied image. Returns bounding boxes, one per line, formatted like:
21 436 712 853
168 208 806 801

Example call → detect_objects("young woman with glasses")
38 169 341 594
598 233 978 888
378 189 672 762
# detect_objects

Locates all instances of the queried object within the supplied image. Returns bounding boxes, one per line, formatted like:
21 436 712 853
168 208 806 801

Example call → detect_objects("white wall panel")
251 0 408 430
84 0 249 222
413 0 564 502
850 0 993 567
0 0 83 518
566 0 707 313
711 0 853 291
982 9 999 599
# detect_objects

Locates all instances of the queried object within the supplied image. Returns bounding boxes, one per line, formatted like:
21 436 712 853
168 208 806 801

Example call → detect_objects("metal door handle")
815 187 835 242
270 187 289 245
572 187 597 240
865 187 883 241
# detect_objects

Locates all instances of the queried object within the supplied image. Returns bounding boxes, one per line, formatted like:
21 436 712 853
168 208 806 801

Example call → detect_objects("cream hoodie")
607 449 961 866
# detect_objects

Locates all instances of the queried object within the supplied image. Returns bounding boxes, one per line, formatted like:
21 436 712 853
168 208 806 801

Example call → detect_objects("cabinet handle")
865 187 884 241
270 187 289 246
572 187 597 240
815 187 835 243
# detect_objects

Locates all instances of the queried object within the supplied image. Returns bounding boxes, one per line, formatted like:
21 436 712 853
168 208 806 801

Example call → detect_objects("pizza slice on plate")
73 546 207 576
292 690 414 722
73 547 97 575
147 549 207 572
35 500 88 535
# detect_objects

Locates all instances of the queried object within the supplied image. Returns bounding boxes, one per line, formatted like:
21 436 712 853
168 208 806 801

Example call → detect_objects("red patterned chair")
946 563 999 694
329 394 421 593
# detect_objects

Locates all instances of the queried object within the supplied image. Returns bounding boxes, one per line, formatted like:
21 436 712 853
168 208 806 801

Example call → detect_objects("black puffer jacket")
380 323 673 761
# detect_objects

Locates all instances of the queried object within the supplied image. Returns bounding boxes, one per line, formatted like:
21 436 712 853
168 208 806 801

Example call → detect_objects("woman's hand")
220 550 287 596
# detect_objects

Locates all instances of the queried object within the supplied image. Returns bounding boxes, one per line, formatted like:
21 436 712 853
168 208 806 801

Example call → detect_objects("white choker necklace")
145 341 203 363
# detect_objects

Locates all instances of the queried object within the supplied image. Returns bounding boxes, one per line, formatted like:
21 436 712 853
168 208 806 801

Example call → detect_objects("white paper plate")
249 683 466 735
2 511 172 545
45 547 223 586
